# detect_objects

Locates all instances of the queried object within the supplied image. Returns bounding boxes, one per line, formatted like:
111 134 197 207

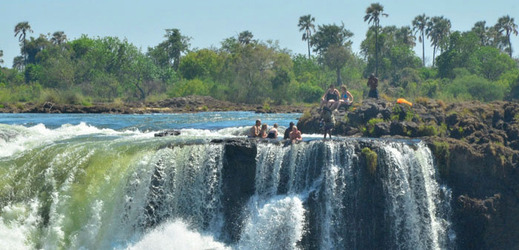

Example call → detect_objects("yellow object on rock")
396 98 413 107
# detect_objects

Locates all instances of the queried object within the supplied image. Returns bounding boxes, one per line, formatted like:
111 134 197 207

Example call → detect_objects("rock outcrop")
297 99 519 249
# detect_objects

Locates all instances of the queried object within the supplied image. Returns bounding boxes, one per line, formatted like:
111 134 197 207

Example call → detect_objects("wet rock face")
220 140 257 243
298 99 519 249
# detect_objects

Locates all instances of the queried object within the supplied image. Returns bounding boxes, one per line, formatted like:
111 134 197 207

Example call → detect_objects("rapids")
0 112 455 249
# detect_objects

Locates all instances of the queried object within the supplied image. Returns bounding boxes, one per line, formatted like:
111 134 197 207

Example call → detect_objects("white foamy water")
0 112 454 249
128 220 230 250
238 196 305 250
0 122 141 158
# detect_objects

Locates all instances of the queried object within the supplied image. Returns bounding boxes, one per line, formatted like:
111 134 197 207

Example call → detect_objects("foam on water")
238 196 305 250
127 220 230 250
0 122 141 158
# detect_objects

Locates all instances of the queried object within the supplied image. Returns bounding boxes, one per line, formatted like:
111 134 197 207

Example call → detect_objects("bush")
298 83 323 103
361 147 378 175
446 74 505 102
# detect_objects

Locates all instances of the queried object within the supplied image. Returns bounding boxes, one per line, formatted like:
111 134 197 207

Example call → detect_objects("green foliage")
445 74 505 102
361 147 378 175
391 105 415 121
311 23 353 55
1 17 518 107
417 123 439 136
179 49 224 80
298 83 323 103
430 140 451 176
0 82 42 103
365 118 384 135
169 79 210 97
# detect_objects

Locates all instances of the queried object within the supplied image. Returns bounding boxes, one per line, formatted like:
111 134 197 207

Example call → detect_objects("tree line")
0 3 518 107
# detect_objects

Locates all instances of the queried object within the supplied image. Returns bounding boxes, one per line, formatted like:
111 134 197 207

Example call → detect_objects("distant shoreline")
0 96 307 114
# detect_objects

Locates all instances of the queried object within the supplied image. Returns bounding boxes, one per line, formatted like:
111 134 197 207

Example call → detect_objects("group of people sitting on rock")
318 75 379 139
248 120 302 142
247 74 379 141
319 83 354 139
320 83 354 111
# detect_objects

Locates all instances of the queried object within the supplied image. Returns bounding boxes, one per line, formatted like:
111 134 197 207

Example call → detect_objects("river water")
0 112 455 249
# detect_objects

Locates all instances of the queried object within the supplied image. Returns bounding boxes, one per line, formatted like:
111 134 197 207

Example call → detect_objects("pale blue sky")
1 0 518 68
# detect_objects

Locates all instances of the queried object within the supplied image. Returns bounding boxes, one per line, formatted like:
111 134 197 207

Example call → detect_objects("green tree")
238 31 254 45
179 48 224 80
22 34 51 65
427 16 451 67
148 29 190 70
0 50 4 65
364 3 388 75
311 23 353 55
495 15 518 57
361 25 420 81
470 46 517 81
298 14 316 59
436 31 480 78
50 31 67 45
412 14 429 66
323 44 351 85
14 21 33 65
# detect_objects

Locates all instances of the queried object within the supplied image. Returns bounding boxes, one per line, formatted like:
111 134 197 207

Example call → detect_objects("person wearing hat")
284 122 295 139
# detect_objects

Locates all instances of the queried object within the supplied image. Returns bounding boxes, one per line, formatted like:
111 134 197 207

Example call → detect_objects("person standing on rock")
248 119 262 138
367 73 379 99
320 106 335 139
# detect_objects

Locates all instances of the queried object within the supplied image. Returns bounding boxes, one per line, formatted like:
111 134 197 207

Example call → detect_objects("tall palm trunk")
432 46 437 67
307 30 311 59
375 22 379 75
507 31 512 57
422 31 426 67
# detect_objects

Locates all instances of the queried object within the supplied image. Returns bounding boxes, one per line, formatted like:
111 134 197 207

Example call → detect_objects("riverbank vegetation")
1 4 518 108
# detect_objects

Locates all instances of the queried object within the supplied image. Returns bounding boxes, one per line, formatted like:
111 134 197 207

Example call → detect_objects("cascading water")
0 122 455 249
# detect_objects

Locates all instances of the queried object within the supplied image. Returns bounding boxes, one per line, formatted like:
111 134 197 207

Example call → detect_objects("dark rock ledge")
297 98 519 249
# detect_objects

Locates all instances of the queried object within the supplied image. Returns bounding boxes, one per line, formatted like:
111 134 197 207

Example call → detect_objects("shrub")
299 83 323 103
430 141 450 176
361 147 378 175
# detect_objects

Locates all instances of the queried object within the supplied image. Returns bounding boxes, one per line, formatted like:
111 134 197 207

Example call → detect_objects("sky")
1 0 518 68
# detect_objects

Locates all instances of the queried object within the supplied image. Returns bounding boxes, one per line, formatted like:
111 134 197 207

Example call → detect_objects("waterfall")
0 137 454 249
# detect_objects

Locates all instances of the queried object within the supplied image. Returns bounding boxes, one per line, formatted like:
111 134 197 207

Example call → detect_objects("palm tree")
495 15 518 57
397 26 416 47
50 31 67 45
298 14 316 59
412 14 429 67
427 16 451 67
14 21 33 63
472 21 489 46
364 3 388 75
